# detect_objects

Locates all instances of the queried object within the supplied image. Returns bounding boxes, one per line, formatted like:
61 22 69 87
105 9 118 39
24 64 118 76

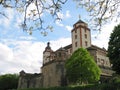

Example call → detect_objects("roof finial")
79 14 81 20
47 42 50 47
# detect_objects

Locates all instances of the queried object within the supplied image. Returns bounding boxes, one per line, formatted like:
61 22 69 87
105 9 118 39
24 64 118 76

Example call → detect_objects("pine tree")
108 24 120 74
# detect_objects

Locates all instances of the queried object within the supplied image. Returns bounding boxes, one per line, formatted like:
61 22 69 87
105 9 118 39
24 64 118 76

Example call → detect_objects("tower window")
85 29 87 33
75 42 77 47
85 34 87 39
75 29 77 33
85 41 88 46
75 35 77 39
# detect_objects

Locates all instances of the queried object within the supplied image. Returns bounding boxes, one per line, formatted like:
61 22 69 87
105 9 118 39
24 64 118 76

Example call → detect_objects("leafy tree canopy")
0 74 19 90
65 48 101 84
108 24 120 74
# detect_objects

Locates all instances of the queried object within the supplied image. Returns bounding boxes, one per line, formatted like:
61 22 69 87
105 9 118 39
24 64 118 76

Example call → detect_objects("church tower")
71 20 91 52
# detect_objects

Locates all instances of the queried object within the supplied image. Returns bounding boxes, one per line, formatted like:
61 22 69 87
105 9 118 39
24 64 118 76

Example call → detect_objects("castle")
18 20 114 89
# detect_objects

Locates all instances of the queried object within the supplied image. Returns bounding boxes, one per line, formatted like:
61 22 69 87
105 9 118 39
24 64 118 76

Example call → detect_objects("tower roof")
74 19 87 26
43 42 53 53
46 42 51 49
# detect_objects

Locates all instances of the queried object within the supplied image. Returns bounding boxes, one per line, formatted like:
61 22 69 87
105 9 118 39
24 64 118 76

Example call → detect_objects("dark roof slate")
74 19 87 25
87 44 107 51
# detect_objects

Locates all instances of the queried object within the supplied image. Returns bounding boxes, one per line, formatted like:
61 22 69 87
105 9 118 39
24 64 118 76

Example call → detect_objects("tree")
0 74 19 90
0 0 67 36
108 24 120 74
65 48 101 85
74 0 120 31
0 0 120 34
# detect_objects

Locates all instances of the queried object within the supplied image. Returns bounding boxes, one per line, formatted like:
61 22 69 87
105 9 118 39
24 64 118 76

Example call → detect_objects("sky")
0 1 119 75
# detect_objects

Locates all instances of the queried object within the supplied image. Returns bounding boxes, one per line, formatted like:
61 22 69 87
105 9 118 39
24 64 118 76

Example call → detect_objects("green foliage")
0 74 19 90
110 74 120 83
108 24 120 74
65 48 101 84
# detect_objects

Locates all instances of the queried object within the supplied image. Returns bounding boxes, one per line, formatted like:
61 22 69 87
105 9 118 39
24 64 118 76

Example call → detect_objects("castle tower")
43 42 54 65
71 20 91 52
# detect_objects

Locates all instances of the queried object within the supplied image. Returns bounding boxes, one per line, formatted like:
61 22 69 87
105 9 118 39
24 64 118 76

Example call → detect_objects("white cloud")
19 36 37 40
0 43 13 62
0 41 45 74
50 37 71 51
56 20 64 27
65 10 71 18
55 10 72 29
65 25 72 31
91 21 119 49
0 37 71 74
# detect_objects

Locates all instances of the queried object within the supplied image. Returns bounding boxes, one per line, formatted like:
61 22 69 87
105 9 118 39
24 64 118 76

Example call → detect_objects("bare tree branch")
1 0 120 35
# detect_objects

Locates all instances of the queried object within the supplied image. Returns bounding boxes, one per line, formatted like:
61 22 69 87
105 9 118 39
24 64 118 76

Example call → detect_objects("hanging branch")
1 0 120 34
74 0 120 31
0 0 68 35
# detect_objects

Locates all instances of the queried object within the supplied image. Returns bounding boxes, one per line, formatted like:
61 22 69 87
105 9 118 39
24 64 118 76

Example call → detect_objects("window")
75 35 77 39
97 58 100 63
75 30 77 33
58 52 61 57
101 59 105 65
85 34 87 38
75 42 77 47
85 29 87 33
85 41 88 46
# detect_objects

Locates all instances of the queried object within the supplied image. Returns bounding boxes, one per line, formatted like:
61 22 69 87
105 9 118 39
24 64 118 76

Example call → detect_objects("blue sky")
0 1 118 74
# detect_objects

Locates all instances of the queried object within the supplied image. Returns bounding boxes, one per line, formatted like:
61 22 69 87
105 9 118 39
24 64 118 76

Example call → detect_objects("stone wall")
18 60 67 89
18 71 43 89
42 60 67 87
87 45 114 77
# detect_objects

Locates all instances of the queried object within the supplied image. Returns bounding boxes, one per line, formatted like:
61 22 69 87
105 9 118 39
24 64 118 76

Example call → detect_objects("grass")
17 82 120 90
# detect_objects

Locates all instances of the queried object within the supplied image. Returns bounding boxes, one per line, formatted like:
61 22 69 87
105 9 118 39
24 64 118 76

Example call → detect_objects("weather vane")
79 14 81 20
